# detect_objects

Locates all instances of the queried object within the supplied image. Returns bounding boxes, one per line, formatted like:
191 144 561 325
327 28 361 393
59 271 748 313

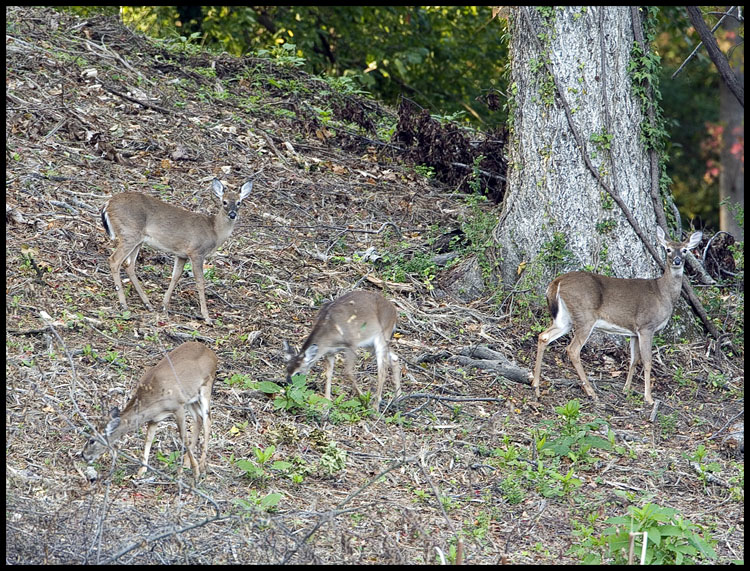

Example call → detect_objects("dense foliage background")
61 6 743 230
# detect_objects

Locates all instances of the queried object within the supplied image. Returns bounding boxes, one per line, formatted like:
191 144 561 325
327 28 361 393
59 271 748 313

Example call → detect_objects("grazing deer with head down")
282 290 401 410
81 341 217 481
532 227 702 404
101 178 253 324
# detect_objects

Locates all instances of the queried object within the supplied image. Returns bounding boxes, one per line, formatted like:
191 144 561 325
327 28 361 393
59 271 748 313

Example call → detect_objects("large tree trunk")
719 14 744 241
494 6 660 292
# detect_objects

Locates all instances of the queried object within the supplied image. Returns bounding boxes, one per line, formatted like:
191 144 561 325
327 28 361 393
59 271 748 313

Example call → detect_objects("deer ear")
303 344 319 365
211 178 225 199
656 226 667 245
239 180 253 201
105 416 121 438
282 340 295 361
686 231 702 249
103 406 121 438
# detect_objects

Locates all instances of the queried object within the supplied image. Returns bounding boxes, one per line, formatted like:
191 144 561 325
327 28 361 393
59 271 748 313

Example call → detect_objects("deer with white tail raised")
81 341 217 481
532 227 702 404
101 178 253 324
282 290 401 411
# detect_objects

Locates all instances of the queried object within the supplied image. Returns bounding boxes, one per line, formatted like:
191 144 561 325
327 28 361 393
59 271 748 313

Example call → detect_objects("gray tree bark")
494 6 661 292
719 13 744 241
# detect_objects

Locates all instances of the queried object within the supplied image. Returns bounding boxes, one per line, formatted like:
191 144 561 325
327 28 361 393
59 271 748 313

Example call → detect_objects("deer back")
550 272 670 336
549 228 702 336
82 342 217 461
284 290 397 376
102 179 253 258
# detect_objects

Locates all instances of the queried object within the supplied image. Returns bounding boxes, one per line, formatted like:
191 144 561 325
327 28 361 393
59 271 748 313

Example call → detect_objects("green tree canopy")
117 6 508 126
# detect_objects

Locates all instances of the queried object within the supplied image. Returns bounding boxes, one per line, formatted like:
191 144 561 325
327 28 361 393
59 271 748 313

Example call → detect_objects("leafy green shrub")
498 476 525 505
318 442 348 476
234 491 282 514
235 445 277 482
536 400 613 466
570 503 717 564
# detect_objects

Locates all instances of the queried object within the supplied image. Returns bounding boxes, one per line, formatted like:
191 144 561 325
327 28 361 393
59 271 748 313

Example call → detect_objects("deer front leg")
637 332 655 405
565 327 599 402
623 336 641 394
163 256 187 314
190 256 212 324
137 422 159 478
323 355 335 401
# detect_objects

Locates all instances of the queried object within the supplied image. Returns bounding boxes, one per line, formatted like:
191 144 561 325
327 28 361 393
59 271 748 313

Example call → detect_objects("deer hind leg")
532 319 572 397
565 321 599 401
121 243 153 310
389 350 401 401
174 408 200 480
163 256 187 315
110 240 151 310
182 403 201 471
185 390 212 475
372 339 393 410
198 388 212 474
136 421 159 478
623 336 642 394
342 348 364 399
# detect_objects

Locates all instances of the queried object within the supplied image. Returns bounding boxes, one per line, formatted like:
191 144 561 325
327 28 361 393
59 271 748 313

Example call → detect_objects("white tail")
101 178 253 324
82 341 217 480
282 290 401 410
532 227 702 404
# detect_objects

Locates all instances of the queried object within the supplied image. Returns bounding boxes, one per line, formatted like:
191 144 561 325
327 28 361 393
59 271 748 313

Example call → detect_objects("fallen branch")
393 392 505 406
102 84 172 114
364 274 416 292
451 345 529 385
689 461 730 487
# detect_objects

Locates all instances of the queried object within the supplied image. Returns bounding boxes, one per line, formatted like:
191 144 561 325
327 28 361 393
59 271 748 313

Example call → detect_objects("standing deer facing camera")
82 341 217 481
282 290 401 411
101 178 253 324
532 227 702 404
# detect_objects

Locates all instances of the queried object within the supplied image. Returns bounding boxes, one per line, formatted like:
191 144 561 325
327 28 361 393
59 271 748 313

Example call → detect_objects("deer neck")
111 397 168 442
107 409 140 445
657 262 685 303
211 212 238 247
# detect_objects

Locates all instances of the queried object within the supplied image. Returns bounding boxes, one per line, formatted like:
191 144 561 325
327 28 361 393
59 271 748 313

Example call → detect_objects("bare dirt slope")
6 6 743 565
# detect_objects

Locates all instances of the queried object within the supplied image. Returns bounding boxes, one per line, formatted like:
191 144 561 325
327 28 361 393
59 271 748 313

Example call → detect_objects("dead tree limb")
685 6 744 108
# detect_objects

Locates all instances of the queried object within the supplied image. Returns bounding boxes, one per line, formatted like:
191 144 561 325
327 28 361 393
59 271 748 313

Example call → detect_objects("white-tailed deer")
81 341 217 481
532 227 702 404
101 178 253 324
282 290 401 410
